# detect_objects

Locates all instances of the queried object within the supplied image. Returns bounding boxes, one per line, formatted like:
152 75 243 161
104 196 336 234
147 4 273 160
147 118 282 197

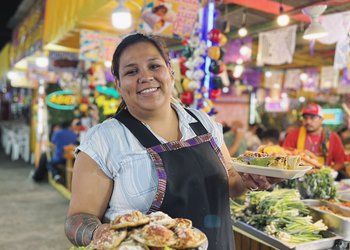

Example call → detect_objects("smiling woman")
65 33 282 250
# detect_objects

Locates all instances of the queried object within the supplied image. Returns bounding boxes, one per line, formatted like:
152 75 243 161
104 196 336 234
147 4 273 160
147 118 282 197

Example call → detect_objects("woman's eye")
125 69 137 75
150 64 160 70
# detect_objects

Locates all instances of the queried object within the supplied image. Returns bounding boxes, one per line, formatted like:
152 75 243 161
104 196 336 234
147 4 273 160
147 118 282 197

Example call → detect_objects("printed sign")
46 90 76 110
140 0 199 38
49 51 80 72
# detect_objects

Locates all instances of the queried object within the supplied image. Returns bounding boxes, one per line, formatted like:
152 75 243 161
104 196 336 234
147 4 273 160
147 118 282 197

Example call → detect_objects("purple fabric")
223 37 252 64
342 67 350 85
242 68 262 87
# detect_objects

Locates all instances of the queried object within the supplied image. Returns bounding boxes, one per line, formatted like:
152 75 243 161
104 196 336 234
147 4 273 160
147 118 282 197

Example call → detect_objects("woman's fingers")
240 173 281 191
240 173 260 190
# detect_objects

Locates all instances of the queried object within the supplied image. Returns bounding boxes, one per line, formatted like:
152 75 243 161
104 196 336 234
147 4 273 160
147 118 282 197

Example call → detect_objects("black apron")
115 109 234 250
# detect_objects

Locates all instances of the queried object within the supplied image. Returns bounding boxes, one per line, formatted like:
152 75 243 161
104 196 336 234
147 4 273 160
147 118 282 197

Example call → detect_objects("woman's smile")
137 87 160 95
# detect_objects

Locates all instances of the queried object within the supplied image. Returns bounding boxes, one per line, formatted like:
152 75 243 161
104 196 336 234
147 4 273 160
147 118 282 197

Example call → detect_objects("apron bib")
115 109 234 250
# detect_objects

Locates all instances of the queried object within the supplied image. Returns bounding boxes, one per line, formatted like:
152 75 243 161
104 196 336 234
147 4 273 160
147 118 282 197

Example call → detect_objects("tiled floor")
0 148 72 250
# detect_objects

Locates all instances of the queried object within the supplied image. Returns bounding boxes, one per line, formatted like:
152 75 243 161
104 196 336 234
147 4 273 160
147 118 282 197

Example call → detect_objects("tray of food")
233 220 341 250
232 151 311 179
303 199 350 241
70 211 208 250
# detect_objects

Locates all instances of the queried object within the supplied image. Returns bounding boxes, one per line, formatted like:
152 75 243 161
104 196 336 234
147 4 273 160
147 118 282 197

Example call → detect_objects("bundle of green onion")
230 189 328 243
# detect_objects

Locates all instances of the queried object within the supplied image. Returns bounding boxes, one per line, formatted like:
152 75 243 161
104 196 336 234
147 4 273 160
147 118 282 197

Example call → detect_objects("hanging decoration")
257 25 297 66
179 4 229 116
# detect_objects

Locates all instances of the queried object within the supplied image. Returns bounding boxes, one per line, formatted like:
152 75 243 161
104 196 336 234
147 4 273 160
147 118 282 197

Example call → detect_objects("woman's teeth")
140 87 158 94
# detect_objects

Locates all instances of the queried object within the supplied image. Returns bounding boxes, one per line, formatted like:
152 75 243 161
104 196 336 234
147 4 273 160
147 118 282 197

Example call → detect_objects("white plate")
232 161 312 179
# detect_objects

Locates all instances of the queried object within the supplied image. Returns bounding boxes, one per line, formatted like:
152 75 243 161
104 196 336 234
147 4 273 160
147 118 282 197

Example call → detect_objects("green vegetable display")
231 189 328 244
277 167 336 200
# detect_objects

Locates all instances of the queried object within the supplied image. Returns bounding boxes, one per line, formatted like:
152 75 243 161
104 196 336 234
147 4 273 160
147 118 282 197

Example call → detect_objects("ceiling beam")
222 0 310 22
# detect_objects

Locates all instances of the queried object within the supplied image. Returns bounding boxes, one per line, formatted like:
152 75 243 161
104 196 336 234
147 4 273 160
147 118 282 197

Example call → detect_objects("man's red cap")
302 103 323 117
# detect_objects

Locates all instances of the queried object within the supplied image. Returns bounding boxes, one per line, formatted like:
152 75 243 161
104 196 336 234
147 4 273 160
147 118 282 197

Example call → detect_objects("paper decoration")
80 30 121 62
302 68 319 92
338 67 350 94
223 37 252 64
257 25 297 66
320 66 339 89
264 70 284 89
140 0 199 38
284 69 302 90
318 11 350 45
334 36 350 69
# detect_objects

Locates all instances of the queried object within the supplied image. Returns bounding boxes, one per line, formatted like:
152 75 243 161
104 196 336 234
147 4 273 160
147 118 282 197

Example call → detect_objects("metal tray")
232 220 341 250
339 193 350 202
322 200 350 217
303 199 350 241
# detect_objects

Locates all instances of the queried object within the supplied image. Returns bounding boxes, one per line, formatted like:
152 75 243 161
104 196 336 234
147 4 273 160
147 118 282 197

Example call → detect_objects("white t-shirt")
77 102 223 221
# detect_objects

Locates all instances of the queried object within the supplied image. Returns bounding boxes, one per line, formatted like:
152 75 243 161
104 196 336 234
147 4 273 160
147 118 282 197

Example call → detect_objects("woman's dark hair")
111 33 170 114
111 33 170 81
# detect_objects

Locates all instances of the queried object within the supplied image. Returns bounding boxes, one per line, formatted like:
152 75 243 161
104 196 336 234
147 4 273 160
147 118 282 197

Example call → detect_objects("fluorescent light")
303 21 328 40
112 6 132 29
302 5 328 40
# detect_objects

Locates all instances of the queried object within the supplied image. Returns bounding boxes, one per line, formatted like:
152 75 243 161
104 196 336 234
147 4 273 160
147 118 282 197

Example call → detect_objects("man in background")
49 120 78 183
283 103 346 179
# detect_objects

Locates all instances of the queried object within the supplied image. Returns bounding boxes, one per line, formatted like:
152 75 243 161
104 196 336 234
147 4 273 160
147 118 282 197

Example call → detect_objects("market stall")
230 145 350 249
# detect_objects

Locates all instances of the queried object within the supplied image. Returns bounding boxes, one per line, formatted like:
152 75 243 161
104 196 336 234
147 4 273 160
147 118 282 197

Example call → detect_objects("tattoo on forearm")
65 213 101 246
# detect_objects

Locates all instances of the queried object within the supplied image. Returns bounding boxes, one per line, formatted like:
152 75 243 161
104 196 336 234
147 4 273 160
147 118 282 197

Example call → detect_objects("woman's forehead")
120 43 163 64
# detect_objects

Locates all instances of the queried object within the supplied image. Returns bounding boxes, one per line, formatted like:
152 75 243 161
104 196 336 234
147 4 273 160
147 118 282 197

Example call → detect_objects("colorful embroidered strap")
147 133 228 213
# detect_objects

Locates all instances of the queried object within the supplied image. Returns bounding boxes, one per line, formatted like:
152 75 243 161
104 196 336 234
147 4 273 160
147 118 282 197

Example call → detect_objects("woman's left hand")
240 173 284 191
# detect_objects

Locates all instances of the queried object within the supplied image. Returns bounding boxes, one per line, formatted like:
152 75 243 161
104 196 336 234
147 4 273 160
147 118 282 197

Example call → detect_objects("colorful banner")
10 0 45 65
139 0 199 38
80 30 121 62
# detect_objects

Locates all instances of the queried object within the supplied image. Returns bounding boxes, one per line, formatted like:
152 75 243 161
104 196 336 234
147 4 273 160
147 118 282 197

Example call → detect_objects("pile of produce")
231 189 328 243
277 167 337 200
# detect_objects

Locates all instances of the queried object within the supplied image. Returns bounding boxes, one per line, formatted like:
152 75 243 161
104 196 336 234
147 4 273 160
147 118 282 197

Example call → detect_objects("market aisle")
0 148 72 250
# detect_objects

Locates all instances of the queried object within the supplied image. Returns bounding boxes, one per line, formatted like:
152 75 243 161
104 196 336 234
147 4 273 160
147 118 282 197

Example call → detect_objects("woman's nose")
138 72 155 83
